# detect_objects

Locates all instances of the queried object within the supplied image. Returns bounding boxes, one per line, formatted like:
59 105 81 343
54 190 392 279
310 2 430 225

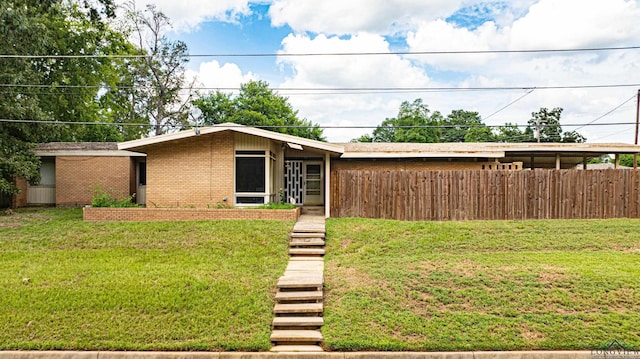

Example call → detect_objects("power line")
591 126 635 141
482 88 535 121
1 83 639 92
1 45 639 59
1 118 637 128
572 94 637 132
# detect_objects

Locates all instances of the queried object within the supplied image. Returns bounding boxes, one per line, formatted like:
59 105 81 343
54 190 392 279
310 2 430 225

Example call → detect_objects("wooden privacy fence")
330 169 640 221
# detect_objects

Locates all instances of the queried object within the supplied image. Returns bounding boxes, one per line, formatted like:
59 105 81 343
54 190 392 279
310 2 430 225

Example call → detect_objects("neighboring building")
9 123 640 218
13 142 145 208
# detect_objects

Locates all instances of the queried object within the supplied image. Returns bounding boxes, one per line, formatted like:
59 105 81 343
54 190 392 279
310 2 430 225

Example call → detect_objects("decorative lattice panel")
284 160 303 205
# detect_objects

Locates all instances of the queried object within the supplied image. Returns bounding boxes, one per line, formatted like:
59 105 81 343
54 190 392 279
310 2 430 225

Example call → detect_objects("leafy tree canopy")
351 100 587 144
361 99 442 143
527 107 585 143
0 0 137 196
193 80 325 141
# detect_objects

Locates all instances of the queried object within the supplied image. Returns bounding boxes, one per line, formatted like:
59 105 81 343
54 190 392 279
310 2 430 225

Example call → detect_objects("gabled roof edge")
117 123 344 154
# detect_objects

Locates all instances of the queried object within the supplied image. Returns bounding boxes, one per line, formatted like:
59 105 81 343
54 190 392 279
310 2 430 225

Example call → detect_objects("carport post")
325 152 330 218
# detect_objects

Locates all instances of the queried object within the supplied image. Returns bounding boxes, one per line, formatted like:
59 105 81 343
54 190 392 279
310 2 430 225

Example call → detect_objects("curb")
0 351 592 359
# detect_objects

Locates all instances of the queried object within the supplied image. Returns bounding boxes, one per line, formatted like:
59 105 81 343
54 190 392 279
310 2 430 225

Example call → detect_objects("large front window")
235 150 268 205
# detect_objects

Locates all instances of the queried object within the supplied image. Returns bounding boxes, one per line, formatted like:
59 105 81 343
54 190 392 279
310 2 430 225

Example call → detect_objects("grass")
0 208 293 351
323 218 640 351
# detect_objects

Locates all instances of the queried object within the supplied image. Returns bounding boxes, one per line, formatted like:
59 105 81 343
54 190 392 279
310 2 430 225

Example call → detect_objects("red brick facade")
56 156 131 206
83 206 300 222
13 178 28 208
144 132 234 208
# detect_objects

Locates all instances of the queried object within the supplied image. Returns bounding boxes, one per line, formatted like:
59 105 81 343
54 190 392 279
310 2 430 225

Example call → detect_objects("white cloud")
278 33 429 88
509 0 640 49
407 0 640 70
123 0 252 32
122 0 640 144
275 33 431 141
190 60 256 91
274 0 640 143
268 0 461 35
406 20 505 70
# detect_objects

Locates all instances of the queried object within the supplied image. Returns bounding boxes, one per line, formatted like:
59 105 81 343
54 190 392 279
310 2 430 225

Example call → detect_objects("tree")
619 154 636 167
366 99 442 143
193 80 325 141
1 0 134 197
527 107 586 143
464 126 495 142
350 134 374 143
125 2 194 136
441 110 490 142
494 123 534 142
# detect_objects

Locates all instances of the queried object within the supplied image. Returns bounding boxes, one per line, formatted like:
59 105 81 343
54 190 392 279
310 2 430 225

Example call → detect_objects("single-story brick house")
12 142 145 208
10 123 640 217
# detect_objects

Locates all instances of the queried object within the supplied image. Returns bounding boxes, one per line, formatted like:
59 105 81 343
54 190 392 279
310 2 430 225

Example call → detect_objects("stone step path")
270 213 326 353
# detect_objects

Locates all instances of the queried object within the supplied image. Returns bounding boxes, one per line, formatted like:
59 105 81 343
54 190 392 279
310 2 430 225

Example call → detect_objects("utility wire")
572 95 637 132
1 83 639 92
482 88 535 121
1 45 639 58
1 118 637 128
591 126 635 141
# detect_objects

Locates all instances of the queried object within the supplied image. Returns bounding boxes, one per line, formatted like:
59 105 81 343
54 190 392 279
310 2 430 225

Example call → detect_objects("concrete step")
289 256 324 262
290 238 325 246
290 232 325 239
292 223 325 234
285 261 324 272
270 329 323 342
275 290 323 302
274 302 323 314
272 316 324 327
277 274 323 289
270 345 324 352
289 248 325 256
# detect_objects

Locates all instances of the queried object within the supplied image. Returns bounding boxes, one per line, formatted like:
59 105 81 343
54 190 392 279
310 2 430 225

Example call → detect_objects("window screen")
235 157 265 192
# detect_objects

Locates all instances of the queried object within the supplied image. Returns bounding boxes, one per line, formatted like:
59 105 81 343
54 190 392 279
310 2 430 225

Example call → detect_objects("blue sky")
129 0 640 143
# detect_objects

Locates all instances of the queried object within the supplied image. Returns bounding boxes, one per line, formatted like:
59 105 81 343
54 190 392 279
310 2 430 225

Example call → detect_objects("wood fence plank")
331 169 640 221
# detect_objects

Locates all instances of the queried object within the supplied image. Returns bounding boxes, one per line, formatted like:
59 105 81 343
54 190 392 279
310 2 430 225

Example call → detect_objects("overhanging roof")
339 142 640 159
340 142 504 158
118 123 344 155
35 142 145 157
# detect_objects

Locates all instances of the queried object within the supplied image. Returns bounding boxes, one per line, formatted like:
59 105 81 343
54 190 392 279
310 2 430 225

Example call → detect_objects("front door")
303 162 323 205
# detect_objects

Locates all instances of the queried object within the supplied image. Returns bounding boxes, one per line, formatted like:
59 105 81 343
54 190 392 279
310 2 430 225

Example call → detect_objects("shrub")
91 187 138 208
256 202 297 210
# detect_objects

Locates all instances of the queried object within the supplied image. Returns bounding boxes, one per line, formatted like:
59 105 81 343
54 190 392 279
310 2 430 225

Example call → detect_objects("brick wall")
145 132 234 207
83 206 300 222
56 156 131 206
13 178 28 208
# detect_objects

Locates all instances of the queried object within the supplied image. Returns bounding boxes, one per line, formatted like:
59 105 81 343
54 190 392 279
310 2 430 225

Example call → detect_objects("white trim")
302 161 323 205
118 123 344 154
325 152 330 218
34 150 145 157
234 150 270 206
340 151 505 159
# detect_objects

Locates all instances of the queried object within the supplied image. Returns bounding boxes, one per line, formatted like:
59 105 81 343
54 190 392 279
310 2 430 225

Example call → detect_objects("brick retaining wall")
83 206 301 222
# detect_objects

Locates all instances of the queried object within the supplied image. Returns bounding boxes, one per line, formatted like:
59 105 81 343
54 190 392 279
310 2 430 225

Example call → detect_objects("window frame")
234 150 270 206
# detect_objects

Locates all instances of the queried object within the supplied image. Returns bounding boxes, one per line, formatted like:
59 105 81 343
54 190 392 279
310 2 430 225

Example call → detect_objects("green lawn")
323 218 640 351
0 208 292 351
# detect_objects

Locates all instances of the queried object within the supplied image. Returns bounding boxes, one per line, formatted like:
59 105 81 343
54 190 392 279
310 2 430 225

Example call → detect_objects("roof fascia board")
340 151 505 159
35 150 146 157
118 124 344 154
